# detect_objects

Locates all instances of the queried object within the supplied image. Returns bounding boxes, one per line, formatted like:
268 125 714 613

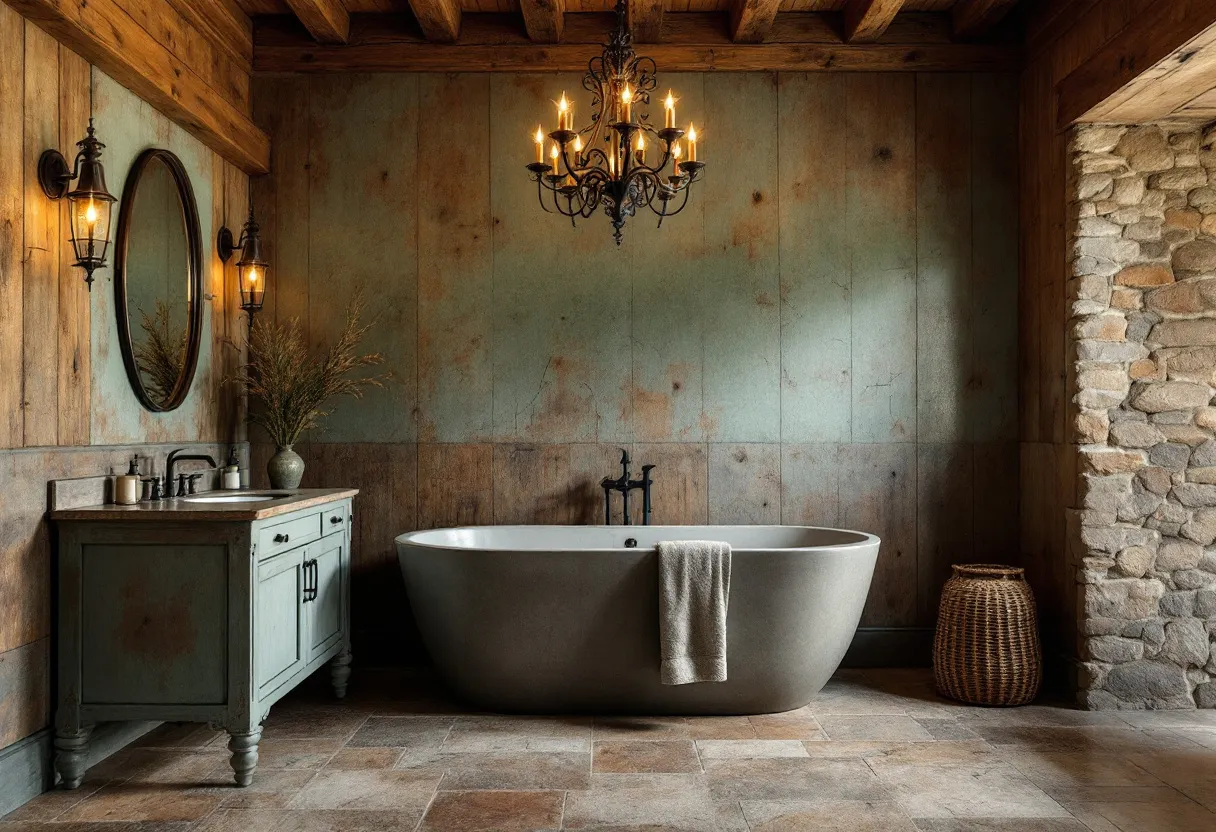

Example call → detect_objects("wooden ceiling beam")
520 0 564 43
1058 0 1216 127
407 0 461 42
254 12 1019 73
952 0 1018 39
163 0 253 70
285 0 350 43
841 0 905 43
628 0 663 43
8 0 269 174
730 0 781 44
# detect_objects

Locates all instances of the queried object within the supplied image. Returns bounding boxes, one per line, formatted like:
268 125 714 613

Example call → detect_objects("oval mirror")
114 149 203 412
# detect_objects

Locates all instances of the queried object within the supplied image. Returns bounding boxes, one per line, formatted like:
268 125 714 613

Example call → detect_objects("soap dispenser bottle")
115 456 141 505
222 448 241 490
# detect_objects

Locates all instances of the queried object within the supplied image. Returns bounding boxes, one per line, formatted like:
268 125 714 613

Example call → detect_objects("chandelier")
525 0 705 245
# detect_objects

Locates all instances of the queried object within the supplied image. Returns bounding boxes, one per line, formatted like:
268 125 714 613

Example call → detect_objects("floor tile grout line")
411 777 442 832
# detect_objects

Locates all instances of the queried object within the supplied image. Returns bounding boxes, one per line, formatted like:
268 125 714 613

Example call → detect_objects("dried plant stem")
133 300 187 403
233 295 386 447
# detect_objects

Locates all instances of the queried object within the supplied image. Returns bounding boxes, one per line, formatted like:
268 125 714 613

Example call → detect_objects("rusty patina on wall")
251 70 1021 659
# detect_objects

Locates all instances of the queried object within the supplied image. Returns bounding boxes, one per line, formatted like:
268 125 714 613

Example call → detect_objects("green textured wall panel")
417 74 494 443
630 73 707 443
778 74 851 444
309 74 419 443
701 73 781 443
846 75 917 445
490 74 632 444
916 73 974 445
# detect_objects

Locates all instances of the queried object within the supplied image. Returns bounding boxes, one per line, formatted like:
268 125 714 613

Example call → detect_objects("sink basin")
181 492 292 504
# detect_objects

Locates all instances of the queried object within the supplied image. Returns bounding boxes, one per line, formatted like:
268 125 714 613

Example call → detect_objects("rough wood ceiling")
239 1 962 13
238 0 1021 46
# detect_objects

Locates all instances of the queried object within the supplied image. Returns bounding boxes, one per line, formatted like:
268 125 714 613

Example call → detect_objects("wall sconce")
218 198 268 324
38 119 116 290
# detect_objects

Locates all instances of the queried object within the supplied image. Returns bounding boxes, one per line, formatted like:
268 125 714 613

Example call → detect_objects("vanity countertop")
49 488 359 522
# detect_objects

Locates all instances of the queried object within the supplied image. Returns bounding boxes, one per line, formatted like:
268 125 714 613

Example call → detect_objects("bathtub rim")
396 524 880 555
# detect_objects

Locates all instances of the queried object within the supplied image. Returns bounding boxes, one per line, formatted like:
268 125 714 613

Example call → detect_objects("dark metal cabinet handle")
275 533 290 543
302 559 317 603
330 516 343 525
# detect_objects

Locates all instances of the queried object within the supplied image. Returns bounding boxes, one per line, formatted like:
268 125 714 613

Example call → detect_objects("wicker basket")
933 564 1041 707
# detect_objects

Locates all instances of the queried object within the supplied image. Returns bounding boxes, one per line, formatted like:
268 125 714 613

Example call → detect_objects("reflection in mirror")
115 149 202 412
127 159 189 405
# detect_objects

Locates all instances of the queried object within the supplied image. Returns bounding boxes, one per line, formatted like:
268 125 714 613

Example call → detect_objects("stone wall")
1072 123 1216 709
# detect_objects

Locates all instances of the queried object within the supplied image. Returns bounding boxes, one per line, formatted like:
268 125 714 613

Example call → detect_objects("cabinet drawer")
258 513 320 558
322 507 349 537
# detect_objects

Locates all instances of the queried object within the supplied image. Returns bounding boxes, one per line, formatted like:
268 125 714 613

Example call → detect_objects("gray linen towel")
657 540 732 685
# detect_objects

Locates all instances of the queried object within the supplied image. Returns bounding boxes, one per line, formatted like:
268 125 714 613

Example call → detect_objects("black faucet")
600 449 655 526
166 448 217 498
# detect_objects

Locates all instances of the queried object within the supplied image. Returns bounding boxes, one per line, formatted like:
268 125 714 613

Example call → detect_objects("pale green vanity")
50 488 357 788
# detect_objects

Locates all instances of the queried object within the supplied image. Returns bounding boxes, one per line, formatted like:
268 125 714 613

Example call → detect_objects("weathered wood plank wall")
0 2 249 752
251 70 1020 655
1019 0 1149 671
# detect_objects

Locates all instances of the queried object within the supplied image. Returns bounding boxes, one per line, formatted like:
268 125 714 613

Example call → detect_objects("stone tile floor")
5 668 1216 831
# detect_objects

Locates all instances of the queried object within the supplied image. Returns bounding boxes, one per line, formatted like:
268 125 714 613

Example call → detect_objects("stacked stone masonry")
1072 124 1216 710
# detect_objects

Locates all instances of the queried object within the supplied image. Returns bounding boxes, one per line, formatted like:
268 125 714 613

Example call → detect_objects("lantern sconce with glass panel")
217 196 268 325
38 119 116 290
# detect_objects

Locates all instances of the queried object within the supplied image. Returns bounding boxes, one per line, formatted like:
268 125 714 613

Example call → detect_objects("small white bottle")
115 456 140 505
222 448 241 490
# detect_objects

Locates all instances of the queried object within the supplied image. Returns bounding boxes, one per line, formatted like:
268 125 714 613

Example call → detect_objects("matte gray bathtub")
396 525 879 715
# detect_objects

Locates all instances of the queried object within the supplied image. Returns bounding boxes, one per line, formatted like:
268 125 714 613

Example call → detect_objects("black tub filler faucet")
601 449 654 526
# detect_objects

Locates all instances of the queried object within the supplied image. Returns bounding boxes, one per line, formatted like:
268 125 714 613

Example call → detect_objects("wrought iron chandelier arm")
651 179 694 222
560 146 593 187
552 186 579 217
582 147 613 172
533 175 555 213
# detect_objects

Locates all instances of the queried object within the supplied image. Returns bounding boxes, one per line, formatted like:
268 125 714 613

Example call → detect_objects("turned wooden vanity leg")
227 728 262 786
54 725 93 789
330 647 353 699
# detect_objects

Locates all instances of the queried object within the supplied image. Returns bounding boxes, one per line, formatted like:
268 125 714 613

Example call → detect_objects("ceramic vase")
268 445 305 490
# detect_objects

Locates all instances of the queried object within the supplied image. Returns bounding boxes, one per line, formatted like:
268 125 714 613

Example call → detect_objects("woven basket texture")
933 564 1042 707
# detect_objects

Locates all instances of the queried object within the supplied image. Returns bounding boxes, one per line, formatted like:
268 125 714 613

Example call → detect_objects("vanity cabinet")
50 490 356 788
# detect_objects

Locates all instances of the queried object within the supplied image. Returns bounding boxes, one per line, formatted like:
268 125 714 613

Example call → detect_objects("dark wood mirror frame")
114 148 204 413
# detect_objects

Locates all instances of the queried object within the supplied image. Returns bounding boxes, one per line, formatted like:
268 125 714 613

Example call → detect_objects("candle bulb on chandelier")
621 84 633 123
636 134 645 165
671 140 681 177
550 142 560 176
558 93 571 131
688 124 697 163
664 90 676 128
535 126 545 164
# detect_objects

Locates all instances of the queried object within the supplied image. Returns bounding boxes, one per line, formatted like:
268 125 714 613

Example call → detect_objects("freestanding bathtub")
396 525 879 715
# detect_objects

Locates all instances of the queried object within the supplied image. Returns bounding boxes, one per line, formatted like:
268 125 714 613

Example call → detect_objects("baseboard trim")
0 721 159 818
842 627 933 668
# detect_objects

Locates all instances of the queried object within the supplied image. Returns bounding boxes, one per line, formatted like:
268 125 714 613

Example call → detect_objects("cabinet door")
255 546 307 696
308 537 346 661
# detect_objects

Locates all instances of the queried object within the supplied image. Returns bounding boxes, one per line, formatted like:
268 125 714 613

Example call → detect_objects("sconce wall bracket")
38 150 72 199
217 226 239 263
